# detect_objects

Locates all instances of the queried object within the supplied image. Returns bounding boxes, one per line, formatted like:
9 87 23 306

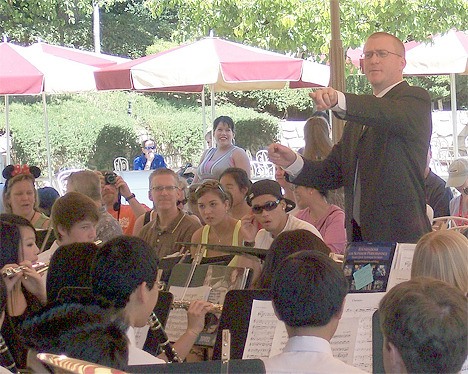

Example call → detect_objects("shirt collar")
375 80 403 97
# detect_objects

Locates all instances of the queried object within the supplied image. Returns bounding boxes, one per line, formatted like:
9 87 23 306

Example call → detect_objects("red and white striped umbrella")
94 37 330 92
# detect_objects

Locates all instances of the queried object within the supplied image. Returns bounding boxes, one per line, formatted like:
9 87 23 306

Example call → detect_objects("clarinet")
147 313 182 363
0 334 17 373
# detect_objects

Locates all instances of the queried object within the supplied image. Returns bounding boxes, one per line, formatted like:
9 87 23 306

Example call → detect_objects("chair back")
113 157 129 171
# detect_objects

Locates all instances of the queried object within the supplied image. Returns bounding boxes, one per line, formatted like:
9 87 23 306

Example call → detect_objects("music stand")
372 310 385 374
143 291 174 356
127 358 265 373
212 289 273 360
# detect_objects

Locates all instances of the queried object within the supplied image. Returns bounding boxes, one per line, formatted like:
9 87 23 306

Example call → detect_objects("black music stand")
127 358 265 373
212 289 273 360
372 310 385 374
143 291 174 356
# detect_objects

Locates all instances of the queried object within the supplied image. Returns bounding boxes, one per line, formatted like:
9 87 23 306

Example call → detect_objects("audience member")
91 236 212 364
2 165 51 229
274 167 297 215
241 179 322 250
205 130 213 149
21 303 129 371
97 171 149 235
292 184 346 254
66 170 122 243
379 277 467 374
219 167 252 220
0 217 46 369
133 139 167 171
262 251 365 373
269 32 432 243
411 230 468 295
424 148 453 218
40 192 99 263
447 158 468 220
37 186 60 217
138 168 201 259
253 230 330 289
185 183 204 225
193 116 250 183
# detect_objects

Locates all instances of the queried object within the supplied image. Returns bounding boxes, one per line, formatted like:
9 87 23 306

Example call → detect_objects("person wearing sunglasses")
269 32 432 244
133 139 167 171
241 179 322 251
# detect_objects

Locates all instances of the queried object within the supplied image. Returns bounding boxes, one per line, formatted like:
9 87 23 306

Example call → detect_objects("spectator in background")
2 165 51 229
446 158 468 220
193 116 250 183
133 139 167 171
424 147 452 218
379 278 467 374
97 171 149 235
292 184 346 254
262 251 365 373
66 170 122 244
205 130 213 148
219 167 252 220
40 192 99 263
37 187 60 217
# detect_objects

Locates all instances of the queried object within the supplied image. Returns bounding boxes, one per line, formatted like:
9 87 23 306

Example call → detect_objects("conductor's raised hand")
267 143 297 168
309 87 338 111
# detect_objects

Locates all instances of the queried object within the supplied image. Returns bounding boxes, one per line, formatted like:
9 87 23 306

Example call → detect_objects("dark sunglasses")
251 199 281 214
144 146 156 150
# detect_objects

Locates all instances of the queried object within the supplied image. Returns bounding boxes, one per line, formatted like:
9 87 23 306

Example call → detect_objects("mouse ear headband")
2 164 41 192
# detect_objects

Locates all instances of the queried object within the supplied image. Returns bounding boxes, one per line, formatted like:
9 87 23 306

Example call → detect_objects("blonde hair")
66 170 102 202
302 117 333 161
411 230 468 294
2 174 39 213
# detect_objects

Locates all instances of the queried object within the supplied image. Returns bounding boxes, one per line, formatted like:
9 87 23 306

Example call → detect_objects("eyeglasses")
195 180 226 197
151 185 179 192
144 146 156 150
251 199 281 214
360 49 402 59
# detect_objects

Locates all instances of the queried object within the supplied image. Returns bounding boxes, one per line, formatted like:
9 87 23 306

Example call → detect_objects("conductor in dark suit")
269 32 432 243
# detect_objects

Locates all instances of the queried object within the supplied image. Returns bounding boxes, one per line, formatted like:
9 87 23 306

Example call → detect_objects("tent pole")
42 92 53 185
202 86 207 149
450 73 458 158
210 85 215 125
5 95 11 165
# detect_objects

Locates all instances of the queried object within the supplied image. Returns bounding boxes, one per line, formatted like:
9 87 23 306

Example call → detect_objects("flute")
172 300 223 313
2 261 49 279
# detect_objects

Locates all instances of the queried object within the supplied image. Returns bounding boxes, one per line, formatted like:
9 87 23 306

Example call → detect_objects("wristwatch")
125 193 136 202
243 240 255 247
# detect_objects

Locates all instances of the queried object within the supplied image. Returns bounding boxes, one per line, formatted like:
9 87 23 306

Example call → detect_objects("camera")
104 172 117 185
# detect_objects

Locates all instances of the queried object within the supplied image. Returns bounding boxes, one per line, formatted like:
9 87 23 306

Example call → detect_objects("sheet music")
165 285 211 341
269 320 288 357
330 292 385 372
386 243 416 291
133 325 150 349
242 300 280 359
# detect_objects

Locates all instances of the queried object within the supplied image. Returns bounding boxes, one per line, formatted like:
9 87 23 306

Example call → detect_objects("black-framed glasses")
251 199 281 214
360 49 402 60
151 185 179 192
144 146 156 150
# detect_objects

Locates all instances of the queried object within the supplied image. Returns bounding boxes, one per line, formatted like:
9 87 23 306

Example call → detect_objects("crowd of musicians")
0 32 467 373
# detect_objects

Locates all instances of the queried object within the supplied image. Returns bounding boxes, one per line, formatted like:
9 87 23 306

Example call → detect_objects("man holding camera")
98 171 149 235
66 170 122 243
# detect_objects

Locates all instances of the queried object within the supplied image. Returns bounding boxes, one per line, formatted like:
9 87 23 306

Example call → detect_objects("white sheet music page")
165 285 212 341
242 300 285 359
386 243 416 291
330 292 385 372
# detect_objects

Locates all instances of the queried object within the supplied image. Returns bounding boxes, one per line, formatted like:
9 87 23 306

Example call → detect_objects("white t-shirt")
127 326 165 365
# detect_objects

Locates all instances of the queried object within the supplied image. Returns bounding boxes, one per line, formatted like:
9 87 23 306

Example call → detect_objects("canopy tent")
0 41 128 180
346 30 468 157
94 36 330 137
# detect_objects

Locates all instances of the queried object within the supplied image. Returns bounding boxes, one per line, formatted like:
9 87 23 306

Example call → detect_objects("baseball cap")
446 158 468 187
246 179 296 212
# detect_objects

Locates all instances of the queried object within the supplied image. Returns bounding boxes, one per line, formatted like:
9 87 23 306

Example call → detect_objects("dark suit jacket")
293 81 432 243
425 169 453 218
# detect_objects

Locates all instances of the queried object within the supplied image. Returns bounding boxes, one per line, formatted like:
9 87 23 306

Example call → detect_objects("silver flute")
172 300 223 313
2 261 49 279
